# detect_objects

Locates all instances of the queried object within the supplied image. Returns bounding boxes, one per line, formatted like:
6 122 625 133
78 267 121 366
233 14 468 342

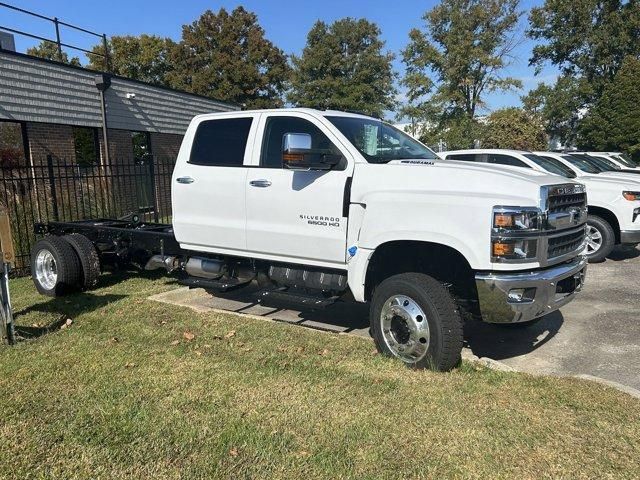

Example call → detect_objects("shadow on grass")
464 310 564 360
14 292 127 339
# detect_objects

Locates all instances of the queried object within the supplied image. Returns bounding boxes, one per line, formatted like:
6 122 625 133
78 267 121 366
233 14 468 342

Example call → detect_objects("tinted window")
523 154 576 178
261 116 341 168
561 154 603 173
446 153 478 162
487 154 530 168
327 116 438 163
190 118 253 166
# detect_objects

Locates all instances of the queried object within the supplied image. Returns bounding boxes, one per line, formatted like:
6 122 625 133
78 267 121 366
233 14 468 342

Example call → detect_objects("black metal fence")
0 156 175 275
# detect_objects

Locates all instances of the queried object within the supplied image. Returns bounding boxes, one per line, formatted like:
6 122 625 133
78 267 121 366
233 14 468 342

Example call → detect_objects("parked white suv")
587 152 640 171
31 110 588 371
441 149 640 261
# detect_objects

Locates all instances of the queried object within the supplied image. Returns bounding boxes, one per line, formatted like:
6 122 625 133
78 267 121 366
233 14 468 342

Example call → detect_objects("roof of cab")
191 107 377 122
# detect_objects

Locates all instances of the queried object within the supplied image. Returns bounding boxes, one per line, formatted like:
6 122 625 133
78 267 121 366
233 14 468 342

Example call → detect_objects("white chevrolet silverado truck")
31 109 588 371
441 149 640 262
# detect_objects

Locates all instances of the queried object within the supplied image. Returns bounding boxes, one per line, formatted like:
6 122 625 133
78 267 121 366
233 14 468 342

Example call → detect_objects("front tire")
370 273 463 371
31 237 82 297
585 215 615 263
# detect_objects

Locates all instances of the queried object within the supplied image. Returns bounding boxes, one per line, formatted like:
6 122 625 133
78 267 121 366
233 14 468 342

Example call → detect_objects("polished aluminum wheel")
380 295 430 363
35 249 57 291
585 225 603 254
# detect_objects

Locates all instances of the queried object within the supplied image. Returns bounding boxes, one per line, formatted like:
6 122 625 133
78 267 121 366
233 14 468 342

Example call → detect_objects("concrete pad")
149 246 640 393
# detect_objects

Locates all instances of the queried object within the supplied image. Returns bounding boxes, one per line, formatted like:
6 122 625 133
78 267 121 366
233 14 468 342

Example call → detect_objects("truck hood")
352 159 577 206
578 173 640 190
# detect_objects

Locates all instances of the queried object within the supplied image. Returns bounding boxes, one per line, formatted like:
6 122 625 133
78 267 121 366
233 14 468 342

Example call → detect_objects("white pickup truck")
31 109 588 371
440 149 640 261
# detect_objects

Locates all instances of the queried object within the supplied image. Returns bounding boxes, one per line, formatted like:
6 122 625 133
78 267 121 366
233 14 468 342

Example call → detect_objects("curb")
573 374 640 400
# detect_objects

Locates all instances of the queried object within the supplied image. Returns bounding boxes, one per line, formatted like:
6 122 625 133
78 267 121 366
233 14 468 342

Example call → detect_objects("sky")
3 0 560 117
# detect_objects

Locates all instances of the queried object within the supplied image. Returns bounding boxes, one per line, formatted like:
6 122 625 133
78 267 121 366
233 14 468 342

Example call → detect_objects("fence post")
149 157 159 223
53 17 63 62
46 155 59 222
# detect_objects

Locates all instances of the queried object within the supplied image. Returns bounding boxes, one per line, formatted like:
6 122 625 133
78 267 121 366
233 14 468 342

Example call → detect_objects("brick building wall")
26 123 76 165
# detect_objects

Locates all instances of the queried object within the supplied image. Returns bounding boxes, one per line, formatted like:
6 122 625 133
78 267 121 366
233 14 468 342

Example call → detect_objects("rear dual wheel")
31 234 100 297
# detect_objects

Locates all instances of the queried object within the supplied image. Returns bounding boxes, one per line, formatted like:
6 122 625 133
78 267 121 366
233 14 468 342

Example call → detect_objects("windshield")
561 154 606 173
610 153 638 168
583 154 621 171
523 154 576 178
326 116 438 163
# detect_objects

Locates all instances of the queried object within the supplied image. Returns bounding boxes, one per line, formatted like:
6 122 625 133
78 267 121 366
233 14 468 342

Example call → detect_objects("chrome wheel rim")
585 225 603 254
35 249 57 290
380 295 430 363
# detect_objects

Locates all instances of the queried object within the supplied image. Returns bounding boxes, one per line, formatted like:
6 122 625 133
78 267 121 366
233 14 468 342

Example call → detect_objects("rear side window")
446 154 478 162
487 154 530 168
189 117 253 166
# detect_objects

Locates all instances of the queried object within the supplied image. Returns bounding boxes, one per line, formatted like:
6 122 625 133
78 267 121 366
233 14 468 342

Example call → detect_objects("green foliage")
166 7 290 108
26 41 81 66
288 18 396 118
401 0 522 124
521 75 587 146
482 108 547 150
419 116 485 151
528 0 640 93
578 56 640 161
88 35 175 86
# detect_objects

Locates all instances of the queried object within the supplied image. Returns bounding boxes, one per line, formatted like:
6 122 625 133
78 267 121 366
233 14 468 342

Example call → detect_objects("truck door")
245 113 353 267
172 114 258 253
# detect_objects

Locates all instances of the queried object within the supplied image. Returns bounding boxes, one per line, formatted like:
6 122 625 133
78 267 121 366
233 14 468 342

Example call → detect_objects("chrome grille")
545 184 587 214
547 227 586 260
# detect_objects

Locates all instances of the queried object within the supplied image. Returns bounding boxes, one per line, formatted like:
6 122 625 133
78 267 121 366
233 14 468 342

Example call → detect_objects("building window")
0 121 28 168
73 127 100 166
132 131 152 161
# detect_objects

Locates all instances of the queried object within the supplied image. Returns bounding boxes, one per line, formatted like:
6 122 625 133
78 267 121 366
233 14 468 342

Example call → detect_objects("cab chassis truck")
30 108 588 371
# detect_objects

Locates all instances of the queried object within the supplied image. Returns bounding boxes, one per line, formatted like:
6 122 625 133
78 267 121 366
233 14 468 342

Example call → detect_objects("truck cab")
170 111 587 369
440 149 640 261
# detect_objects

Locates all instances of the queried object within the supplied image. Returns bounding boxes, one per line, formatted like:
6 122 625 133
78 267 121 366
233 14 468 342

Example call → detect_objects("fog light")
507 287 536 303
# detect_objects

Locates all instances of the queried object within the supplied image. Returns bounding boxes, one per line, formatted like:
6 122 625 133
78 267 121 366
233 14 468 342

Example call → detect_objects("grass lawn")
1 271 639 479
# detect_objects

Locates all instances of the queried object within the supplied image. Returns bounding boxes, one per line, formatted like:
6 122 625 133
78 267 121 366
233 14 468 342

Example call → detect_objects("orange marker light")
494 214 514 228
492 242 514 256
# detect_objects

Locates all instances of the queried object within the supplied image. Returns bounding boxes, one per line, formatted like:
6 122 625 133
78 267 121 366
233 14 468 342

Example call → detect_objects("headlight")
491 239 538 261
622 191 640 201
493 207 542 231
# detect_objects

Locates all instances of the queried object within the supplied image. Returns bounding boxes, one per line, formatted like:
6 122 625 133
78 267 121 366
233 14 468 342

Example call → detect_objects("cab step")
180 276 252 292
257 289 339 309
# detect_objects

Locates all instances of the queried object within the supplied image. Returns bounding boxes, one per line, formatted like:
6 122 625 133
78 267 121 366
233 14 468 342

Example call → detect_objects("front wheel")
585 215 615 263
370 273 463 371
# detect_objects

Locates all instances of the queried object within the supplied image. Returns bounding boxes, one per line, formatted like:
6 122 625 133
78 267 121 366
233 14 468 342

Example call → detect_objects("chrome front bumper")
475 256 587 324
620 230 640 244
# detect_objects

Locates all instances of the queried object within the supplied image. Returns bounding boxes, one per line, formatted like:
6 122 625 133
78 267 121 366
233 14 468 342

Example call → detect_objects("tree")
578 56 640 161
401 0 522 125
418 116 485 151
288 18 396 118
482 107 547 150
88 35 175 85
166 7 290 108
26 41 81 66
528 0 640 94
521 75 586 146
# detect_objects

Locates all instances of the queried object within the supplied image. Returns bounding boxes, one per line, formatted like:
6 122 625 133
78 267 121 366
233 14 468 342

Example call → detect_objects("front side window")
446 153 477 162
0 121 27 167
523 154 576 178
487 154 530 168
327 116 437 163
189 117 253 166
261 116 342 168
73 127 100 166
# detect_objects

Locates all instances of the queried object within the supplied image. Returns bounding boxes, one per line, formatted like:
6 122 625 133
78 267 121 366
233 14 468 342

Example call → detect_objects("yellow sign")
0 207 15 266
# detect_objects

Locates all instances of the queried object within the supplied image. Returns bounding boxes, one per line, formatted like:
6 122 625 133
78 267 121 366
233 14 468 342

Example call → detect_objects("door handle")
249 179 272 188
176 176 194 184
